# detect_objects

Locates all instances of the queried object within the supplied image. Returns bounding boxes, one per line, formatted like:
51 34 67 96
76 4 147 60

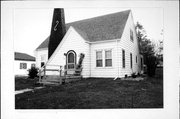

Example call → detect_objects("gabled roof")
15 52 35 61
36 36 50 50
36 10 131 50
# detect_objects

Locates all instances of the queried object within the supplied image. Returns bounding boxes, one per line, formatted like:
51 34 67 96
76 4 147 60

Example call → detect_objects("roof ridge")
66 9 131 25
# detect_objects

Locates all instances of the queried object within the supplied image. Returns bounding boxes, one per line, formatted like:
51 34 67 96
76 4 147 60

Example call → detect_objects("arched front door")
66 50 76 69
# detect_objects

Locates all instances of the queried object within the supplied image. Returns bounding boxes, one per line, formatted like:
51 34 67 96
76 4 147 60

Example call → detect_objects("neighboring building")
14 52 36 76
35 9 143 78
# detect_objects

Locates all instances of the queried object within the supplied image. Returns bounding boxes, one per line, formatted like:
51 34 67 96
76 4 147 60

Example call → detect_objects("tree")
155 30 163 67
135 22 157 76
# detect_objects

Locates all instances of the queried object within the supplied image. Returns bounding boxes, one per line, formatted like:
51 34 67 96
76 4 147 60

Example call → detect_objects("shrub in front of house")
28 67 38 79
131 72 137 78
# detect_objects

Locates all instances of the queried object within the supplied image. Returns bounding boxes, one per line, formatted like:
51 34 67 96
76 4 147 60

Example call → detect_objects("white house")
35 9 143 79
14 52 36 76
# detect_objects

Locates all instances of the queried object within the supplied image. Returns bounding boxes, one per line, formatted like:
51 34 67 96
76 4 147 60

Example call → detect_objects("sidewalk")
15 87 44 95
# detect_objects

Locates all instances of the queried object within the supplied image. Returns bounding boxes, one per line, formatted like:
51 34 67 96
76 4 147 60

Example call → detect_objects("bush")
146 56 157 77
131 73 137 78
28 67 38 79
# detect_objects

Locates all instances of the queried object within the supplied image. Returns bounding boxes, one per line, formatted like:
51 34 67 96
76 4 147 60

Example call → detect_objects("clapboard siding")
118 11 141 77
35 10 142 78
90 41 118 78
35 49 48 68
14 60 36 76
46 27 90 77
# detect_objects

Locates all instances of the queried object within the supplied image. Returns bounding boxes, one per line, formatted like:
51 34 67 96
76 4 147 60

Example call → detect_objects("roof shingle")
15 52 35 61
36 10 130 50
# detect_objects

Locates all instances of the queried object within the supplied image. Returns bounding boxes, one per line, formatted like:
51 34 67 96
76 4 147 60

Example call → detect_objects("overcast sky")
14 7 163 56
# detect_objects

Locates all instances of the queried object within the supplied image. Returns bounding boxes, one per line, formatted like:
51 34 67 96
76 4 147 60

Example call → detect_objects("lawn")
15 68 163 109
15 76 40 90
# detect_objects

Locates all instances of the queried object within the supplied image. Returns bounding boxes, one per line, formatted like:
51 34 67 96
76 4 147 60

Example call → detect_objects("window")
105 50 112 67
96 51 103 67
130 53 133 69
67 52 76 69
20 63 27 69
122 49 125 68
130 29 133 41
136 56 137 63
31 63 35 67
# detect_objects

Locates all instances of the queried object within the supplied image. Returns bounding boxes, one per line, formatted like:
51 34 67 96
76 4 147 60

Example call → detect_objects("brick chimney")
48 8 66 59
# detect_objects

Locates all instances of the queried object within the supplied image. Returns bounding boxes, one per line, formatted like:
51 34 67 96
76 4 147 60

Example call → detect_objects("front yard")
15 76 39 90
15 68 163 109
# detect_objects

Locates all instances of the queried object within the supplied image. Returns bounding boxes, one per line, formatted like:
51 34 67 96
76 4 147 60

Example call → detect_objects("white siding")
118 11 141 77
34 11 142 78
35 49 48 68
14 60 35 76
47 27 90 77
90 41 118 78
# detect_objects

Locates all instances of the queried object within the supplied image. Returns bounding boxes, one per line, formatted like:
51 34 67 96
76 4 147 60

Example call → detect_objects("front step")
40 75 63 85
64 75 82 83
40 75 82 85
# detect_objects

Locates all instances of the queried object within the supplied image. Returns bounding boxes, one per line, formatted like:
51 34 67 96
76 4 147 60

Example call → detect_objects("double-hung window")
31 63 36 68
20 63 27 69
96 51 103 67
122 49 125 68
105 50 112 67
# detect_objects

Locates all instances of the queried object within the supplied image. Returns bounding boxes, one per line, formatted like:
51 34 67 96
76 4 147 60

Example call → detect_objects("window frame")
67 51 76 69
96 50 103 67
20 63 27 69
31 63 35 68
122 49 125 68
105 49 112 67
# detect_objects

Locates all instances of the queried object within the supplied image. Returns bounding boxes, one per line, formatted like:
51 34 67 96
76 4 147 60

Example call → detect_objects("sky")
14 7 163 56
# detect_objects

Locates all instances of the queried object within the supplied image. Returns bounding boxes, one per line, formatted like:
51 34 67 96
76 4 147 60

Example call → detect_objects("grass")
15 68 163 109
15 76 40 90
